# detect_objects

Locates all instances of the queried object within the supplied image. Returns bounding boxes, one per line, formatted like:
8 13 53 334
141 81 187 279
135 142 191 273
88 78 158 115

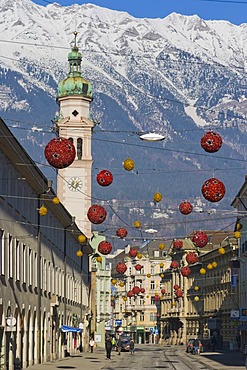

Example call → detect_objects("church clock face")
68 177 82 192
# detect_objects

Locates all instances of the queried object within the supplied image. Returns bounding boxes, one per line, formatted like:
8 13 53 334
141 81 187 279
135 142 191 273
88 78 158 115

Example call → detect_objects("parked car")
121 338 130 352
186 339 203 354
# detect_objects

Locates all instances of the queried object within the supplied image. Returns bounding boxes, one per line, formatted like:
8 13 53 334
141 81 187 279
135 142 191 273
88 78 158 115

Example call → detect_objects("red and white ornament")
135 264 143 271
96 169 113 186
116 228 128 239
170 261 179 269
179 201 193 215
127 290 134 298
140 287 145 294
175 289 183 298
132 286 140 295
174 284 180 290
161 288 166 295
201 177 226 203
116 262 127 274
201 131 222 153
192 231 208 248
98 240 112 255
44 137 76 169
173 240 183 250
129 248 138 258
186 252 199 265
87 204 107 224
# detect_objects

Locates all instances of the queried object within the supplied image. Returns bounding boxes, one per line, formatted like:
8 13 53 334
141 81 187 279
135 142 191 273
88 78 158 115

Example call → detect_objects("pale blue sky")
33 0 247 25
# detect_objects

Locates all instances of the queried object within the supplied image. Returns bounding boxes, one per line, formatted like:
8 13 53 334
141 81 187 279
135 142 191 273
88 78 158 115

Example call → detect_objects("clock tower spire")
56 32 94 237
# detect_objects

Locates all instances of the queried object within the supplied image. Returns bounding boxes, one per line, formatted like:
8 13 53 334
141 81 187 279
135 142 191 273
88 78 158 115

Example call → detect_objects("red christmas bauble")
140 287 145 294
44 137 76 169
201 131 222 153
129 248 138 258
186 252 199 265
116 262 127 274
135 264 143 271
173 240 183 250
127 290 134 298
170 261 179 269
87 204 107 224
201 177 226 203
180 266 191 277
192 231 208 248
179 201 193 215
154 295 160 301
161 288 166 295
174 284 180 290
98 240 112 255
132 286 140 295
175 289 183 297
96 169 113 187
116 228 128 239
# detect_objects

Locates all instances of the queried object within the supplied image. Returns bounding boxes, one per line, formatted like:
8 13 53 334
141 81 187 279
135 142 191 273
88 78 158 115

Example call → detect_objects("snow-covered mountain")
0 0 247 238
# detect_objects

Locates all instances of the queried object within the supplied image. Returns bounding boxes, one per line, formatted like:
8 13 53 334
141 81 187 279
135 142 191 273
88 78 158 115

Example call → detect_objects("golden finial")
73 31 78 47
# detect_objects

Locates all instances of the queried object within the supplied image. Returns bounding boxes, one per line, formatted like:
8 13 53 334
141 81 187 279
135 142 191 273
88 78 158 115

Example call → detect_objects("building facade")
0 118 92 369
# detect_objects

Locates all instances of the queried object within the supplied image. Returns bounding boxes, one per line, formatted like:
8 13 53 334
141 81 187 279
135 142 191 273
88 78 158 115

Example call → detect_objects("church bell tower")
56 32 94 237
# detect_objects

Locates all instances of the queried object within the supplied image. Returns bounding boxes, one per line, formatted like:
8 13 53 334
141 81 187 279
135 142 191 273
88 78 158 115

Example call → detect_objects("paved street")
25 344 247 370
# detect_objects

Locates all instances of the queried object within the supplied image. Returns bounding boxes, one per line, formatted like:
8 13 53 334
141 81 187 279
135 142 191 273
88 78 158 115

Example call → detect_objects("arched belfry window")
68 137 73 144
77 138 82 160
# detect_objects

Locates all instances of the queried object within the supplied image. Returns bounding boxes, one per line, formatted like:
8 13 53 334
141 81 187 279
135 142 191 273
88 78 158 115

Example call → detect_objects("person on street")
130 339 135 354
192 338 200 354
105 335 113 360
89 337 95 353
117 336 122 355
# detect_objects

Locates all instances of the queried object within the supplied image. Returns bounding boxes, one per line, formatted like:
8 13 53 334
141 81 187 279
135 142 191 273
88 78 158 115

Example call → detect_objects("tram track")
163 347 209 370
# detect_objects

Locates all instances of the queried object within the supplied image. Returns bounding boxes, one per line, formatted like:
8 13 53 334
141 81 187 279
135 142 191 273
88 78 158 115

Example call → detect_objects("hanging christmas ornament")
192 231 208 248
170 261 179 269
186 252 199 265
194 286 200 291
140 288 145 294
39 205 48 216
137 253 143 259
123 296 127 301
116 228 128 239
234 231 241 239
174 284 180 290
201 178 226 203
200 268 206 275
119 281 125 287
132 286 140 295
111 278 117 285
134 220 141 228
116 262 127 274
98 240 112 255
159 243 165 250
175 289 183 298
123 158 134 171
218 247 225 255
160 273 165 278
161 288 166 295
153 192 162 203
76 250 83 257
78 234 86 243
207 263 213 270
171 301 176 307
44 137 76 169
146 273 151 278
236 222 243 231
52 197 60 205
180 266 191 277
127 290 134 298
201 131 222 153
129 248 138 258
212 261 217 268
87 204 107 224
173 240 183 250
96 256 102 263
179 201 193 215
160 262 164 268
96 169 113 187
194 296 200 301
135 264 143 271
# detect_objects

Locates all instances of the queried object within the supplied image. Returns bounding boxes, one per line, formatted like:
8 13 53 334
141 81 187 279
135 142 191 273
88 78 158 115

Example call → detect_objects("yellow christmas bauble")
39 205 48 216
96 256 102 263
234 231 241 239
111 279 117 285
76 250 83 257
200 268 206 275
160 273 164 278
160 262 164 268
119 281 125 287
134 220 141 228
194 286 199 291
159 243 165 250
207 263 213 270
78 234 87 243
52 197 60 205
137 252 142 259
111 296 115 301
212 261 217 268
194 296 200 301
123 296 127 301
146 295 149 298
171 301 176 307
218 247 225 255
123 158 134 171
154 192 162 203
146 273 151 278
236 222 243 231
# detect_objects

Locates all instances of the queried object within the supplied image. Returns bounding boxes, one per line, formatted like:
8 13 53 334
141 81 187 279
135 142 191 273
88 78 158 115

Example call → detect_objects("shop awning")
61 325 81 333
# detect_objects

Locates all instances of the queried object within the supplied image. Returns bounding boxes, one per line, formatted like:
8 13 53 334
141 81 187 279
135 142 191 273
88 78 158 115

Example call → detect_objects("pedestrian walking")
89 337 95 353
130 339 135 354
117 336 122 355
105 335 113 360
